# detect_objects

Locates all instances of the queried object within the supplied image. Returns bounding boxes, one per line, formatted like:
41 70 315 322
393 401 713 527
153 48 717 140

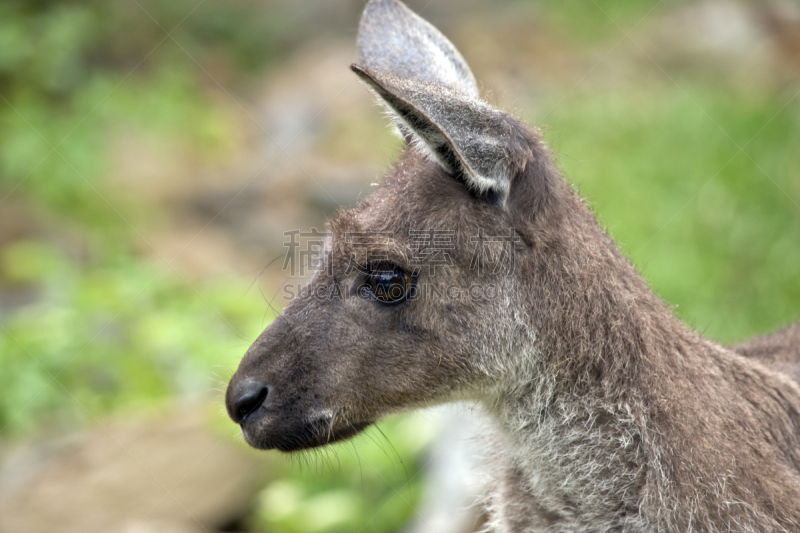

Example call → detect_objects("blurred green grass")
545 83 800 342
0 1 798 532
249 412 440 533
0 0 280 435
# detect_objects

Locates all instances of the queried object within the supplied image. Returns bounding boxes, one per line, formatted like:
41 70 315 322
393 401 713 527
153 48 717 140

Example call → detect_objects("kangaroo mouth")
241 415 373 452
286 418 372 451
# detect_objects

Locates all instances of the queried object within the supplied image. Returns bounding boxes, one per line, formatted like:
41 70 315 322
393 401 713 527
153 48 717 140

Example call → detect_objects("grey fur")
226 2 800 531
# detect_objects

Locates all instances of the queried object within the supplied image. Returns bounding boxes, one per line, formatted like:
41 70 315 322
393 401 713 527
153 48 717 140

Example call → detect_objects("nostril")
232 381 270 424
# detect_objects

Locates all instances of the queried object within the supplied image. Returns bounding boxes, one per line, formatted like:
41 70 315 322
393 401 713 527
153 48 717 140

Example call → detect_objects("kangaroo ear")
353 0 530 205
356 0 478 98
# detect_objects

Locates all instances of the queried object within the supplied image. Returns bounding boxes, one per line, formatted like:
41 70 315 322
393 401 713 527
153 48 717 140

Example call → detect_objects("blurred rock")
758 0 800 70
403 405 489 533
0 404 271 533
644 0 800 85
123 520 207 533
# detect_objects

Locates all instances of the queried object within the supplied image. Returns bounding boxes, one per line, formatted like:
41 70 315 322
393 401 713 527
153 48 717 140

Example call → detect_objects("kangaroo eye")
364 264 411 304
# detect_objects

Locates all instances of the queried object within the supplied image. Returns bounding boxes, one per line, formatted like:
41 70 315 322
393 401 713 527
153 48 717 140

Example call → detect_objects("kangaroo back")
733 323 800 384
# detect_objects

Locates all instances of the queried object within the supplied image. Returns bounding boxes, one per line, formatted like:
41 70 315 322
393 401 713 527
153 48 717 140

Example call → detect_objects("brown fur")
226 1 800 530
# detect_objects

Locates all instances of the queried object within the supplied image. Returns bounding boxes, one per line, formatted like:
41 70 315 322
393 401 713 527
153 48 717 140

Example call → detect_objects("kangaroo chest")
487 404 648 532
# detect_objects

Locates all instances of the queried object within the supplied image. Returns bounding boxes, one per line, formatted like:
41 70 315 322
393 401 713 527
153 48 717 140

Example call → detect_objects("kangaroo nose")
229 380 271 424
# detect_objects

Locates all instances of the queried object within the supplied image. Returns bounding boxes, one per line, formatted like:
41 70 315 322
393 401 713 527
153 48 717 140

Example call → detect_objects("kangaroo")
226 1 800 531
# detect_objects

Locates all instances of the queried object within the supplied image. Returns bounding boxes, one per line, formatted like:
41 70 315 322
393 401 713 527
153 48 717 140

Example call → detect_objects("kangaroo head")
226 0 590 451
